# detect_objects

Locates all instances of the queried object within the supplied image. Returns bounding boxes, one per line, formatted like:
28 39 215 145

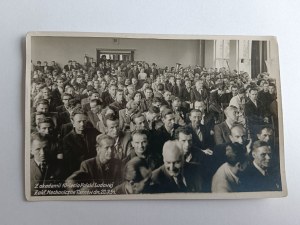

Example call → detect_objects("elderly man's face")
178 133 193 156
132 133 148 158
252 146 272 170
257 129 273 143
226 108 238 122
31 140 48 163
97 138 115 164
164 148 183 177
230 127 246 145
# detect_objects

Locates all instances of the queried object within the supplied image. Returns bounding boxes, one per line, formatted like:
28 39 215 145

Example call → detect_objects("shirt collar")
253 161 266 176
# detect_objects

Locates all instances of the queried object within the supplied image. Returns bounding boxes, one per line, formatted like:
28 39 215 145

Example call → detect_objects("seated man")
213 124 249 172
152 141 204 193
30 133 64 195
187 109 213 151
114 157 153 194
63 107 100 176
211 142 248 193
109 89 127 112
143 106 162 130
101 84 117 107
152 109 179 163
123 130 160 170
104 114 132 160
241 140 281 192
244 87 269 137
172 97 186 126
119 100 140 132
214 106 239 145
66 134 122 190
82 90 101 113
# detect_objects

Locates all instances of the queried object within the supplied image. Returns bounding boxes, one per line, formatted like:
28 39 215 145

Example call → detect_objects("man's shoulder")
152 166 167 182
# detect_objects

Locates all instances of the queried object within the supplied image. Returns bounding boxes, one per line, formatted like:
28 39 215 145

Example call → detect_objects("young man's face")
131 134 148 158
38 122 53 137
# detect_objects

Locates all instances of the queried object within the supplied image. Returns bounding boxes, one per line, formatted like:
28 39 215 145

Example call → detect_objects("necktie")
175 175 187 192
40 162 47 174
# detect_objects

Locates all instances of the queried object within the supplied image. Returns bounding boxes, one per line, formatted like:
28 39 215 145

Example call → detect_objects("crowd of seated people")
29 58 282 195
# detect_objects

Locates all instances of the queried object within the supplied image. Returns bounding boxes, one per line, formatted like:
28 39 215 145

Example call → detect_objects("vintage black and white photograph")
25 32 287 200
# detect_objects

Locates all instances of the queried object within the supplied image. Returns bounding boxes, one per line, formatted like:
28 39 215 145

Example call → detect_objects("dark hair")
152 97 161 104
36 99 49 106
148 106 160 114
104 113 119 123
61 93 72 100
257 126 273 135
124 157 150 182
31 132 47 146
37 117 54 127
71 106 87 118
225 143 248 166
161 108 173 118
90 99 102 105
174 126 193 140
131 129 149 139
131 113 145 124
252 140 270 152
157 83 164 91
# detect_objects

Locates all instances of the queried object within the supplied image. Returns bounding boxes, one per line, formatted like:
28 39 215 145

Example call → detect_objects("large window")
96 49 134 64
215 40 230 69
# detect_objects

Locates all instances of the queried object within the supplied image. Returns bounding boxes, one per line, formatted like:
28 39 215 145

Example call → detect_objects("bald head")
229 125 246 145
162 141 184 177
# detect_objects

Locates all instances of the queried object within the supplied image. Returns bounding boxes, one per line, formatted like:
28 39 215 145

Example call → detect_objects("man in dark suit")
152 109 179 164
66 134 123 190
30 133 64 195
214 106 239 145
64 60 74 71
109 89 127 112
152 141 204 193
190 79 209 103
241 140 281 192
63 107 100 176
179 79 192 104
187 109 213 151
245 87 269 127
104 114 132 160
56 93 72 113
101 84 117 107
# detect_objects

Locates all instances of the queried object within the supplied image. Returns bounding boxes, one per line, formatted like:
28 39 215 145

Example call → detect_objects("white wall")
31 36 199 68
